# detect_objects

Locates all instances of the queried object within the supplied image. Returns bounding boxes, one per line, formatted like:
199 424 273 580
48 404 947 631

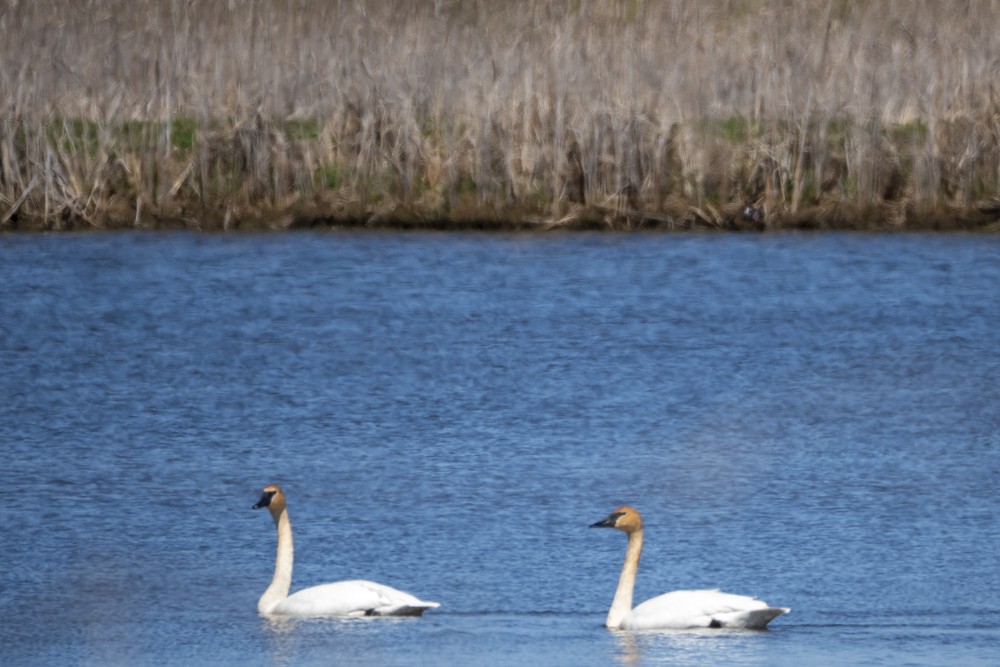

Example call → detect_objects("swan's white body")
592 507 789 630
254 485 439 617
265 579 437 617
619 588 787 630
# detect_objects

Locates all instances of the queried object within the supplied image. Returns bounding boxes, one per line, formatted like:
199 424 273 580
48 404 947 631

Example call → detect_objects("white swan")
253 484 440 617
591 506 789 630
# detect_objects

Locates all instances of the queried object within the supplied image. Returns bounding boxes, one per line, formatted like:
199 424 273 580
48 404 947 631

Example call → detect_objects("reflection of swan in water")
253 484 439 617
614 630 641 666
613 626 772 666
591 507 789 630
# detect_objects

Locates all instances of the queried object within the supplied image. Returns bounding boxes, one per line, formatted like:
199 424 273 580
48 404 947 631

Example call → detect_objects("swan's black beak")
590 512 623 529
253 490 276 510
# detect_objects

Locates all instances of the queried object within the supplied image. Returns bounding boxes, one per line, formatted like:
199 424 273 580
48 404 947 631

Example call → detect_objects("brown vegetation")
1 0 999 232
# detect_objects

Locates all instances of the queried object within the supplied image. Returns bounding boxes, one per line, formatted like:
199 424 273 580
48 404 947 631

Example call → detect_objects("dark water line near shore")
4 206 1000 234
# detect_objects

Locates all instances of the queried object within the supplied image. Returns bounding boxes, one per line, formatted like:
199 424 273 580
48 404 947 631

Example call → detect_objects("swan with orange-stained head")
590 506 789 630
253 484 439 617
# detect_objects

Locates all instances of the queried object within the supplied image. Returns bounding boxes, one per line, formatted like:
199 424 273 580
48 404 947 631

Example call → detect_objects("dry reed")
1 0 999 231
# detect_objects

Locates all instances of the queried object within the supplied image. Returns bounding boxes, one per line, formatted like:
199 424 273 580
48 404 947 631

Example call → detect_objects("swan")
590 506 789 630
252 484 440 617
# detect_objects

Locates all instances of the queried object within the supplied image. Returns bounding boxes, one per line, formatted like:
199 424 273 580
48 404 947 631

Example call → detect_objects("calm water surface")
1 231 998 666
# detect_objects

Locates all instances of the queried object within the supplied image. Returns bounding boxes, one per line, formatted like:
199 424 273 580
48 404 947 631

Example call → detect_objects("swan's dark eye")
609 512 626 524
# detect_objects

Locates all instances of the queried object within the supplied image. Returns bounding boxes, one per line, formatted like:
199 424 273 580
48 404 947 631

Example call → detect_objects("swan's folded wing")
711 605 790 628
352 580 441 616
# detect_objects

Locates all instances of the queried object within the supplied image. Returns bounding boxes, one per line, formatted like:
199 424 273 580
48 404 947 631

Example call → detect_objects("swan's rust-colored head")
253 484 287 514
590 506 643 534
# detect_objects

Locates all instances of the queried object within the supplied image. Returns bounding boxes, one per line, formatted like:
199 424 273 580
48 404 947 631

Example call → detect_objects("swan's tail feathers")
367 601 441 617
712 606 790 629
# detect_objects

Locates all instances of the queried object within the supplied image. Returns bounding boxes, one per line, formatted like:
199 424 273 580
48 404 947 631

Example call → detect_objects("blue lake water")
1 230 998 666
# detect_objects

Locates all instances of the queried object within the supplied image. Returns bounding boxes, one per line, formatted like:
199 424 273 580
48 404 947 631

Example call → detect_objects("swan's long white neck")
259 506 293 614
606 528 642 628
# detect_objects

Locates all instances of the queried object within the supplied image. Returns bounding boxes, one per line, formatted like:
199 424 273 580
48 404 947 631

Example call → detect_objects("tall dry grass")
1 0 999 230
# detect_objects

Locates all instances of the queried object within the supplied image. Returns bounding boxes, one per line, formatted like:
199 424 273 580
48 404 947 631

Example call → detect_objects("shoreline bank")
2 113 998 234
6 198 1000 234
